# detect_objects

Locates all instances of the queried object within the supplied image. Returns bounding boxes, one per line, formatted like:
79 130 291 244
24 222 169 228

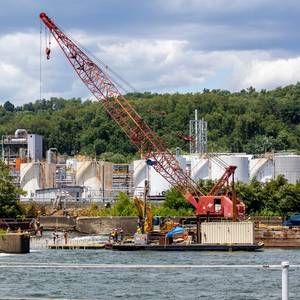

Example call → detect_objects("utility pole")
102 164 105 202
142 180 149 234
231 172 237 222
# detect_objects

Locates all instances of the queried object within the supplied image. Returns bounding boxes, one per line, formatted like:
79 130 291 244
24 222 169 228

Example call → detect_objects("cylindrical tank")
190 157 209 181
20 162 56 199
209 155 249 183
46 148 57 164
133 156 187 196
249 157 274 182
133 160 147 197
76 161 112 196
274 155 300 183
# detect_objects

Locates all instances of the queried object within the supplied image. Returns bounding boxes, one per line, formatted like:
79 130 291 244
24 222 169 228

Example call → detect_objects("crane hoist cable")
39 20 42 102
70 34 138 95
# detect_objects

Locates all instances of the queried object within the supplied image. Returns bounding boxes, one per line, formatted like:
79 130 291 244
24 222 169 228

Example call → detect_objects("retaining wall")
76 217 137 235
0 234 30 254
39 216 76 230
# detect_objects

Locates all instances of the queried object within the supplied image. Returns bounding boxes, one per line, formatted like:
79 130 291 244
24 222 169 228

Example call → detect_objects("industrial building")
1 129 43 165
2 129 300 203
13 151 300 202
19 155 133 202
1 129 43 186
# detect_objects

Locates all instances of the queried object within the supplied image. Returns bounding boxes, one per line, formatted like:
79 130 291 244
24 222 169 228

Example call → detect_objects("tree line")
0 84 299 161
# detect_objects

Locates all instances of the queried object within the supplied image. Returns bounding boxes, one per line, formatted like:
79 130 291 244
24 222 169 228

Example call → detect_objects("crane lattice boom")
39 12 204 211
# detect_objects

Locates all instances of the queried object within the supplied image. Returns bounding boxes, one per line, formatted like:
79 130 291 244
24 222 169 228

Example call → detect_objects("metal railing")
0 261 293 299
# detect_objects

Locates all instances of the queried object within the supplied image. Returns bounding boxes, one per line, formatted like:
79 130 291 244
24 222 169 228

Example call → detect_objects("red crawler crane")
40 12 245 223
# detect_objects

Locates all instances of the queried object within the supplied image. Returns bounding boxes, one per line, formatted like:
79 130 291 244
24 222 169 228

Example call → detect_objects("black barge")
105 243 263 251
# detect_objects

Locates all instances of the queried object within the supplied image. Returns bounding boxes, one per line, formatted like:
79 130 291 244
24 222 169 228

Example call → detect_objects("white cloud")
0 30 300 106
238 57 300 89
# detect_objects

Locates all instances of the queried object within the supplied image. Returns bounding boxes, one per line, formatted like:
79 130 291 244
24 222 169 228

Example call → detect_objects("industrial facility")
133 153 300 197
1 127 299 204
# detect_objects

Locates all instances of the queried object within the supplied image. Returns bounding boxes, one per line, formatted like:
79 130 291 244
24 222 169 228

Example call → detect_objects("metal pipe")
196 215 201 243
102 164 105 202
195 109 198 153
282 261 289 300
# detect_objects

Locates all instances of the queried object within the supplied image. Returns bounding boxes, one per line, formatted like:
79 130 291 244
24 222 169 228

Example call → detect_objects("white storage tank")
20 162 56 199
76 161 112 194
250 157 274 182
184 155 209 181
201 222 255 245
20 163 42 198
133 155 187 196
274 155 300 183
133 160 148 197
209 154 250 183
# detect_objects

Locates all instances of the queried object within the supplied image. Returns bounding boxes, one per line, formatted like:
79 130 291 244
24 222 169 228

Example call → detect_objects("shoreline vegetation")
8 176 300 220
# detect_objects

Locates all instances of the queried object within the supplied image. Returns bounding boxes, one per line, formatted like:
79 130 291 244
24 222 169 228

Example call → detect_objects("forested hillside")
0 84 299 161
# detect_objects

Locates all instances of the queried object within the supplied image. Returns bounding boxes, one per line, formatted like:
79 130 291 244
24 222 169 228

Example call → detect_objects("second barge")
105 243 263 251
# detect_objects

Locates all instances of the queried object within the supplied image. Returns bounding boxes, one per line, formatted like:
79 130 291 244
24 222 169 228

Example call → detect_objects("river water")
1 243 300 299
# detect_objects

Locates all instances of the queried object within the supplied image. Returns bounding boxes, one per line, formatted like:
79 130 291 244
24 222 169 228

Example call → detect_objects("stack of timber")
255 227 300 247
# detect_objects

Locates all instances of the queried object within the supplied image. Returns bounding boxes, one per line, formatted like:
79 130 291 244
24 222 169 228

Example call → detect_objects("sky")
1 0 300 105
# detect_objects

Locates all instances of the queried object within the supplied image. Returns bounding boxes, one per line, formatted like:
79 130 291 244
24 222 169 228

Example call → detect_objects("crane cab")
198 195 245 219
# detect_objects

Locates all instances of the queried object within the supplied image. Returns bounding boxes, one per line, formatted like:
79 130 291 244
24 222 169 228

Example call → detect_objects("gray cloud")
0 0 300 105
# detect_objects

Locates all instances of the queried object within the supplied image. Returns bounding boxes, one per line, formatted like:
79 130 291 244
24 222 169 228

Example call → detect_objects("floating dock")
48 244 105 250
105 243 263 251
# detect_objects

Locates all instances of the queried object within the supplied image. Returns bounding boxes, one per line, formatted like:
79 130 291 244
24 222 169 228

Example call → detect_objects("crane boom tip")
39 12 47 19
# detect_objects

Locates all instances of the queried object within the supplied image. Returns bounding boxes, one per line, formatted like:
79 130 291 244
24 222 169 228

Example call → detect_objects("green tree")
111 192 137 216
277 183 300 216
0 161 24 218
164 188 193 210
3 101 14 112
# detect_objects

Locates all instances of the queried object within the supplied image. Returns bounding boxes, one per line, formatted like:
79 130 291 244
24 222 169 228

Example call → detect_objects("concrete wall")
76 217 137 235
39 216 76 230
0 234 30 254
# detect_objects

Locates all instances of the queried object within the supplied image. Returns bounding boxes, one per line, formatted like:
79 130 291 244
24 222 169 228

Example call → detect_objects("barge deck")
105 243 263 251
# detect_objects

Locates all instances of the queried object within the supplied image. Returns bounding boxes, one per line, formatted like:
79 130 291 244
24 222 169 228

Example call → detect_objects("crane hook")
45 47 51 60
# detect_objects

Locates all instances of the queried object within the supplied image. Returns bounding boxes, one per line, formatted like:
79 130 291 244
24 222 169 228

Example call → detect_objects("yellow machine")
133 196 174 233
133 196 153 233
